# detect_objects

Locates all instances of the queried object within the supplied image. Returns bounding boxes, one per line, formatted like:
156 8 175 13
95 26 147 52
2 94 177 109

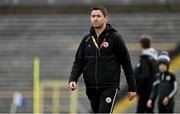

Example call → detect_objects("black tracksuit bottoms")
137 95 154 113
86 88 118 113
158 99 174 113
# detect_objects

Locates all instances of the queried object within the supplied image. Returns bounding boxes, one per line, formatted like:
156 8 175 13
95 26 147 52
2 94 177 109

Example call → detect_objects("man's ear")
105 16 108 22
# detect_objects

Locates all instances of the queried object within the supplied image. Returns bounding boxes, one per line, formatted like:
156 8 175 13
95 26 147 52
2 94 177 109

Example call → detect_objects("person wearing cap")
135 35 158 113
147 51 178 113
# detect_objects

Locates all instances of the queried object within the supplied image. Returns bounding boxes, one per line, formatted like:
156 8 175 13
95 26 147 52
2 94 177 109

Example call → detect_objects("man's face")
91 10 108 29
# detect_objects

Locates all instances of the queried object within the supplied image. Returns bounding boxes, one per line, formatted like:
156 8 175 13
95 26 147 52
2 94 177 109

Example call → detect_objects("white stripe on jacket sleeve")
168 81 178 99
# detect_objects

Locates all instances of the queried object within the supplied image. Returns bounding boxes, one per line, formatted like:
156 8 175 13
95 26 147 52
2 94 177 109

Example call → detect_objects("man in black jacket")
68 5 136 113
135 35 158 113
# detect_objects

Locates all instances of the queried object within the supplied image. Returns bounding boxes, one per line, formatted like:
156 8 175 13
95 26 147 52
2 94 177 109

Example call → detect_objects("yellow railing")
40 80 78 113
33 57 40 114
33 57 85 113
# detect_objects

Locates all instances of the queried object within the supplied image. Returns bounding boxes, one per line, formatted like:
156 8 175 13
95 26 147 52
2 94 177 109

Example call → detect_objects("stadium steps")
0 13 179 113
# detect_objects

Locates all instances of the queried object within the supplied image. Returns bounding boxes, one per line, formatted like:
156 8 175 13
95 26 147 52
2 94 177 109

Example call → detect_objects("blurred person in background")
135 35 158 113
147 51 178 113
68 5 136 113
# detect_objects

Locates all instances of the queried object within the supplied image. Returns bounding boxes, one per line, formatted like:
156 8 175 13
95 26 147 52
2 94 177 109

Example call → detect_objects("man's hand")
128 92 136 101
147 99 153 108
69 82 77 91
162 97 169 106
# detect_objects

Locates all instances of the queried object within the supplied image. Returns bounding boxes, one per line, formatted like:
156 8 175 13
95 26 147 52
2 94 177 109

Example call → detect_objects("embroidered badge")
166 75 171 81
106 97 112 103
103 42 109 48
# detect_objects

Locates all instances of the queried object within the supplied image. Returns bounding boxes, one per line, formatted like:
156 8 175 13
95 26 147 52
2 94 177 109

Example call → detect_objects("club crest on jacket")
103 42 109 48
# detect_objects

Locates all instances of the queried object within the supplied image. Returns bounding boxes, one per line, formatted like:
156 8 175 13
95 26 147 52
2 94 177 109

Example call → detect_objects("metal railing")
40 80 79 113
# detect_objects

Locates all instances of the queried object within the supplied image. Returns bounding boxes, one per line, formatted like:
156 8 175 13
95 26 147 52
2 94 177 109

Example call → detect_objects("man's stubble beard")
93 24 104 30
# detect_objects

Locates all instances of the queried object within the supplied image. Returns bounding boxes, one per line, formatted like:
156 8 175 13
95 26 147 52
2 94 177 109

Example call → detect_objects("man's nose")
94 16 98 20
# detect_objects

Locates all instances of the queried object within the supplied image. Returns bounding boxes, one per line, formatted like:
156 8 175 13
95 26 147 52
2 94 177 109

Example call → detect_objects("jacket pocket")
83 59 96 87
98 55 120 86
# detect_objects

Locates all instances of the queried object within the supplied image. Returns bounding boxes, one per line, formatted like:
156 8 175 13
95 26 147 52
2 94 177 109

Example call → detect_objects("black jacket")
135 52 158 96
69 24 136 91
149 71 178 102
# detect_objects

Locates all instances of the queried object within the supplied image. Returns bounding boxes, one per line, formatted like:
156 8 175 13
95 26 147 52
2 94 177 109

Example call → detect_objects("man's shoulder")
110 32 122 39
81 33 91 42
141 55 155 61
83 33 91 38
140 55 151 62
110 32 126 44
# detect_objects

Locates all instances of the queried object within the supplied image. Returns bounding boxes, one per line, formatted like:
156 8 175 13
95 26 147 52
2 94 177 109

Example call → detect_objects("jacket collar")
89 23 117 38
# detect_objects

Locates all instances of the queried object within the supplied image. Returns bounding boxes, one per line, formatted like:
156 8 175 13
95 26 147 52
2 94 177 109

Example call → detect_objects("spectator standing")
135 35 158 113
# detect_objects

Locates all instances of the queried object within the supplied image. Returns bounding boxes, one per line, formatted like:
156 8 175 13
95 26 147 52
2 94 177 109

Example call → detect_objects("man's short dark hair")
91 5 108 17
140 34 151 49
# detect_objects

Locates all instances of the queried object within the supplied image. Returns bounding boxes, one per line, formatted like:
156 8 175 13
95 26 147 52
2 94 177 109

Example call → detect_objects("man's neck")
94 24 106 37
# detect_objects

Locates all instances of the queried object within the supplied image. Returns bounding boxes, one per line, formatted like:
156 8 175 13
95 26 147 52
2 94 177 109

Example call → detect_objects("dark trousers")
137 95 154 113
158 100 174 113
86 88 118 113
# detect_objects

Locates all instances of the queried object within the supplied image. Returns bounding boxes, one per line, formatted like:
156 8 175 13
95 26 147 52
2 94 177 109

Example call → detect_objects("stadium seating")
0 13 179 112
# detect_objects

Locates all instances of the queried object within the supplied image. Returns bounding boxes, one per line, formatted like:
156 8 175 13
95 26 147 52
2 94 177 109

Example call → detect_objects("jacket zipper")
95 49 98 89
97 36 101 56
95 36 101 89
162 73 165 80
